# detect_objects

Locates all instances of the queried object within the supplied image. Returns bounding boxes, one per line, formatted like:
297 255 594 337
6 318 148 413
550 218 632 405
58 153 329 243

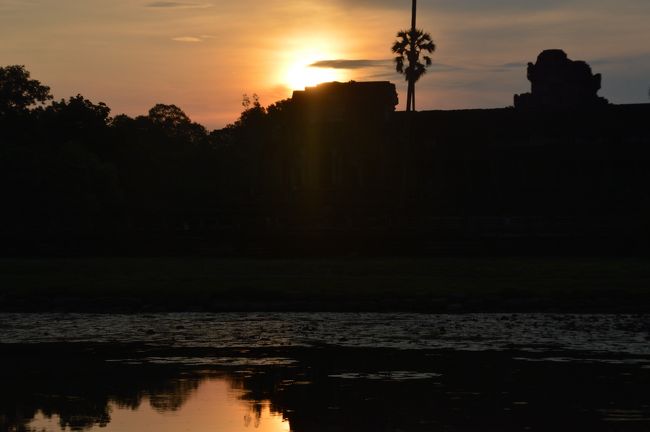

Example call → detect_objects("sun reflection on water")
28 378 290 432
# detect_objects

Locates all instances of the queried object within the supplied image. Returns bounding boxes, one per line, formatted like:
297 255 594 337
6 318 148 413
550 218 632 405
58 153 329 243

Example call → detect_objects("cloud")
477 62 527 72
333 0 577 13
172 36 202 42
430 63 468 72
498 62 527 69
310 58 474 74
309 59 390 69
589 52 650 66
146 1 211 9
171 34 219 43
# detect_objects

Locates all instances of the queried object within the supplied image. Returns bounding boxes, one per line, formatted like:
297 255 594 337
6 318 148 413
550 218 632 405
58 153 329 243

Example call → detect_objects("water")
27 378 290 432
2 313 650 431
2 312 649 356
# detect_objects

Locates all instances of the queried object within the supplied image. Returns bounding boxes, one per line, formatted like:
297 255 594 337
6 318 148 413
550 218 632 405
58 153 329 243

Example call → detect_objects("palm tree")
391 0 435 111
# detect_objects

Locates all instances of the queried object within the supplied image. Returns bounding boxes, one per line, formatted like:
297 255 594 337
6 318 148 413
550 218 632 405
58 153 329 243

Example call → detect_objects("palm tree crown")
391 29 435 111
392 29 435 83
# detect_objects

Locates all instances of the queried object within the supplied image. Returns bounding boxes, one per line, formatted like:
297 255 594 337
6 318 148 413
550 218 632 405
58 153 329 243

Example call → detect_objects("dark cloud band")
309 59 390 69
146 1 210 8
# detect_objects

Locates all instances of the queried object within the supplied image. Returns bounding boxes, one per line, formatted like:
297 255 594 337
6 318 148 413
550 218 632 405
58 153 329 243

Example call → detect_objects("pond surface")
26 378 290 432
2 312 650 355
2 313 650 431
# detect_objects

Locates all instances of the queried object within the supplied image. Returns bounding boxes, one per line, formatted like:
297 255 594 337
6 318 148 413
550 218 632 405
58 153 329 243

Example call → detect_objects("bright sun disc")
285 61 344 90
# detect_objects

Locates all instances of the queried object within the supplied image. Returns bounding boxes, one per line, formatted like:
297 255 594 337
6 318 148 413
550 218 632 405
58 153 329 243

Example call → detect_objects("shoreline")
2 256 650 313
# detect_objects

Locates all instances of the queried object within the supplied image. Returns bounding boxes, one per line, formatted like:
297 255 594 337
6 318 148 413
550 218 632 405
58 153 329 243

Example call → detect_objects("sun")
285 60 344 91
279 41 348 90
275 36 349 91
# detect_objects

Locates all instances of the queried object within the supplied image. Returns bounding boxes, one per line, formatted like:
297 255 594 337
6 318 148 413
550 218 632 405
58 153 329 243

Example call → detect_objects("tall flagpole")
407 0 417 111
411 0 417 31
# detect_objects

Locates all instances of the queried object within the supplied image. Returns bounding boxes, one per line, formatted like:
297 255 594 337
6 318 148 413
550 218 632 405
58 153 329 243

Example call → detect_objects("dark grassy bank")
1 257 650 313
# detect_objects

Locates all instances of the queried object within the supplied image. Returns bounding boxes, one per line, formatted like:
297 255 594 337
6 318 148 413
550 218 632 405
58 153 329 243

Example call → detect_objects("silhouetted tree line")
0 66 275 254
3 65 372 255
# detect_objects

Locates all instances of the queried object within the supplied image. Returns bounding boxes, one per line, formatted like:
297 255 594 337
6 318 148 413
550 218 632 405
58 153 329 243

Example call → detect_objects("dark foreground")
2 257 650 313
1 312 650 431
3 343 650 432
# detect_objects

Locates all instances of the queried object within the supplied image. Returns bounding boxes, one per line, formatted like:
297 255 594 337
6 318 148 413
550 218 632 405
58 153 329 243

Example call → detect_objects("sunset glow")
1 0 649 128
285 60 345 90
279 41 348 90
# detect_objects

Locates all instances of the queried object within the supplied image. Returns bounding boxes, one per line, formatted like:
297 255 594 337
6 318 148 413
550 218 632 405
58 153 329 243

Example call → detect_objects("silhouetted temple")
292 81 398 122
219 50 650 252
514 49 609 109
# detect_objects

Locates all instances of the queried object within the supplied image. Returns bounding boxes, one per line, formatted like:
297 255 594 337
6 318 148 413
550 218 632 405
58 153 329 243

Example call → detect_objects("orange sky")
1 0 649 129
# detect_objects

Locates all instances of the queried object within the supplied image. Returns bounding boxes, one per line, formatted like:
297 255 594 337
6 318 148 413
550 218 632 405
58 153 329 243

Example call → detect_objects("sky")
1 0 649 129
